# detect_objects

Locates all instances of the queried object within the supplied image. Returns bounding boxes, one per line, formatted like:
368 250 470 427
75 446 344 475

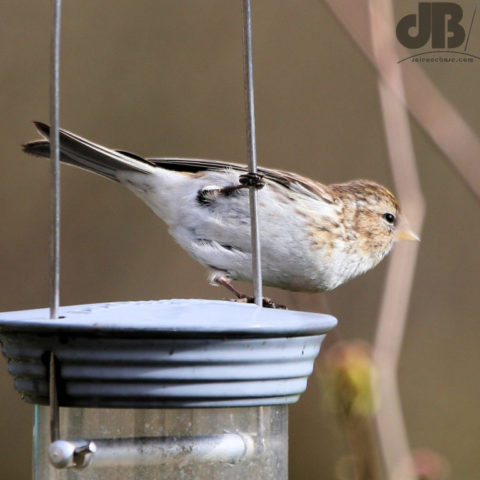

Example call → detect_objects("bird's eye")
383 213 396 224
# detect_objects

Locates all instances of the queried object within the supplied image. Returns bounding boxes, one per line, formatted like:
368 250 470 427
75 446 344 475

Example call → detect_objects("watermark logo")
396 2 478 63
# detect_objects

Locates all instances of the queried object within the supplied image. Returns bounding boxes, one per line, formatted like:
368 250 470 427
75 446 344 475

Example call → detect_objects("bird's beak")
396 229 420 241
395 215 420 242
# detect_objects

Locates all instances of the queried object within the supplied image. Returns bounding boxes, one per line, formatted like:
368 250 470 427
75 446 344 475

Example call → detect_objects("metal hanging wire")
241 0 263 307
48 0 63 449
46 0 264 317
49 0 62 320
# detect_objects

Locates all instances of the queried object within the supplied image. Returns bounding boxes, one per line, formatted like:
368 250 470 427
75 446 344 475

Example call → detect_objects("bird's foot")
232 296 287 309
239 172 265 189
212 273 287 309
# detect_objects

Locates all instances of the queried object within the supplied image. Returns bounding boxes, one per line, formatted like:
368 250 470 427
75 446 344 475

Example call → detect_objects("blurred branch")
323 342 384 480
368 1 425 479
318 0 432 478
310 1 476 477
324 0 480 200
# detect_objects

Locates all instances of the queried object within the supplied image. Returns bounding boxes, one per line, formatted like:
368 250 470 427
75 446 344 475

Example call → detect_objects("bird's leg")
212 274 287 310
197 173 265 204
213 275 249 299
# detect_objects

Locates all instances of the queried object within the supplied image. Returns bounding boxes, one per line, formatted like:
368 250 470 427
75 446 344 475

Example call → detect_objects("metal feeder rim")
0 299 337 408
0 299 337 338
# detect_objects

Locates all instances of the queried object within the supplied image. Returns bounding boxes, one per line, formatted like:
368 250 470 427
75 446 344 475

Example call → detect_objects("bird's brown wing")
24 123 332 203
142 156 335 204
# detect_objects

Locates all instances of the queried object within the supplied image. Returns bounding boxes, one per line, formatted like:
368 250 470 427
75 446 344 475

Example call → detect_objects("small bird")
24 122 418 307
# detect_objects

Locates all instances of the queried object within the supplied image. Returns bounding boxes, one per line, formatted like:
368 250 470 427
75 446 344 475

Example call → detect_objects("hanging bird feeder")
0 2 336 479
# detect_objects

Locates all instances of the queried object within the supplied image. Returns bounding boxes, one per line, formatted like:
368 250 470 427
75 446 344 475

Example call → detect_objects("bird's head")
331 180 419 261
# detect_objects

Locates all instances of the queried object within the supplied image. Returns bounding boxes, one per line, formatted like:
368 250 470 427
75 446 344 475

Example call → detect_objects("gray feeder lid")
0 299 336 408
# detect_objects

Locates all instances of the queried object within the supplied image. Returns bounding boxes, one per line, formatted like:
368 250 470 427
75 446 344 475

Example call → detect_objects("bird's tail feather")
22 122 155 181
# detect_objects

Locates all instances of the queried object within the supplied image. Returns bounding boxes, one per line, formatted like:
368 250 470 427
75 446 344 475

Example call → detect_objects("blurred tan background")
1 1 479 478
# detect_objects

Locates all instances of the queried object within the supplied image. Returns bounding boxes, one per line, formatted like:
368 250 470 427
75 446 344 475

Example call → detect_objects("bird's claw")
261 297 287 309
230 296 287 309
239 172 265 189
